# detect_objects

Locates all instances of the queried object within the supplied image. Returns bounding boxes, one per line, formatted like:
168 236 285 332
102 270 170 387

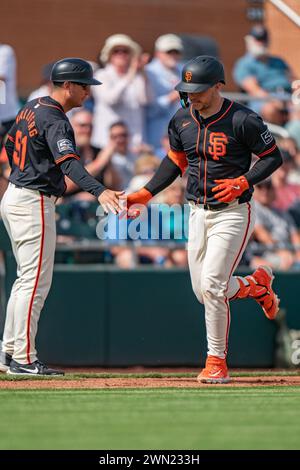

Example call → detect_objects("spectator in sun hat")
146 33 183 151
91 34 151 151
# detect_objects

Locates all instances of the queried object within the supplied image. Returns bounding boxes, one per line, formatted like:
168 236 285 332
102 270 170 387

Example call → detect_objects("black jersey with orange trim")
5 96 80 197
167 98 277 204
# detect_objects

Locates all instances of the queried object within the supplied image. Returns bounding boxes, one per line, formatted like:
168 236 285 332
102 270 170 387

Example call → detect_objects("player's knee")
201 276 226 299
18 276 51 299
191 282 204 304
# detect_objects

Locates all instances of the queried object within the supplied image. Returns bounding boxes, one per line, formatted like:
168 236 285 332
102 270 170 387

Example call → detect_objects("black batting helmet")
51 58 102 85
175 55 225 93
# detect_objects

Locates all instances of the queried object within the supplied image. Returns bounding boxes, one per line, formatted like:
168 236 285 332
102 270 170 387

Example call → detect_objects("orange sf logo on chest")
208 132 228 161
185 71 192 82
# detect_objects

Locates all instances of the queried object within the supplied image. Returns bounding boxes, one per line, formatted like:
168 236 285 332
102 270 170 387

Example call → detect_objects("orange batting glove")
122 188 153 218
212 176 249 203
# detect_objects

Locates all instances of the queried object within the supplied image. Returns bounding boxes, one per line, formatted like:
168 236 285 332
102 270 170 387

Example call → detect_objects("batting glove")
212 176 249 203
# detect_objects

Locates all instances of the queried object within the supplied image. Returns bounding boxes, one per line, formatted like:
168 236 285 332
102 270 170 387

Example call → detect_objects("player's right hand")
98 189 126 215
212 176 249 203
122 188 153 219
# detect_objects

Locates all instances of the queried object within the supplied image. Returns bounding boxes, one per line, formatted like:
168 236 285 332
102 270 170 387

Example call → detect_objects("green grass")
0 388 300 449
0 370 299 381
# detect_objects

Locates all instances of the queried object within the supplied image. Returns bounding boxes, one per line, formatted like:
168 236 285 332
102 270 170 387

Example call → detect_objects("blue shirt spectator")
232 25 293 113
233 54 291 94
146 34 183 151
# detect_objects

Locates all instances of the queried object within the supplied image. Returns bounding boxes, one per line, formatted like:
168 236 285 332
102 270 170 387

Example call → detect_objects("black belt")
202 202 228 211
189 201 228 211
39 191 54 199
12 184 55 199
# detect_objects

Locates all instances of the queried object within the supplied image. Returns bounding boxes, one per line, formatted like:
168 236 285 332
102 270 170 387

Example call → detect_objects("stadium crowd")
1 25 300 270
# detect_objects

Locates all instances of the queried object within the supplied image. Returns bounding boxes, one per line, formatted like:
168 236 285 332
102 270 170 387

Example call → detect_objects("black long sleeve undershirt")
245 147 283 186
145 156 181 195
60 158 106 198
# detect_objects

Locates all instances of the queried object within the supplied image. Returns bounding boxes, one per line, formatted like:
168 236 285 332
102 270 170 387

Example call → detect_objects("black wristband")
145 155 181 196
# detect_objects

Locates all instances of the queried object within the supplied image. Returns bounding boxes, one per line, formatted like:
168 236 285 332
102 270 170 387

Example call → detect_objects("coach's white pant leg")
2 280 21 356
1 185 56 364
0 187 21 356
198 202 255 358
13 193 56 364
187 203 207 305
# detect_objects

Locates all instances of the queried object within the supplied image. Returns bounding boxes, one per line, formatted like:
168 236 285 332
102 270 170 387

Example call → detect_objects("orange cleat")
197 355 230 384
246 266 280 320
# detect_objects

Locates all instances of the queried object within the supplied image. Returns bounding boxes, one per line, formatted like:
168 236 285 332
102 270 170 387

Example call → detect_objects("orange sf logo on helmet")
185 71 192 82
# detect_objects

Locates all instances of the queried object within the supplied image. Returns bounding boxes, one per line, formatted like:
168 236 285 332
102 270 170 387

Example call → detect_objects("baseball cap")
155 34 183 52
249 25 269 43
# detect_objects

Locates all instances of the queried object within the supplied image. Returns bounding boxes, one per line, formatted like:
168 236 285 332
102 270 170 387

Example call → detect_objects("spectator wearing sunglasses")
91 34 151 151
97 121 137 191
62 109 119 201
146 34 183 151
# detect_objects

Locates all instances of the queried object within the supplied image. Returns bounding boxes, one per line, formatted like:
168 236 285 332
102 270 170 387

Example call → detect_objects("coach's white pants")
188 200 255 359
0 183 56 364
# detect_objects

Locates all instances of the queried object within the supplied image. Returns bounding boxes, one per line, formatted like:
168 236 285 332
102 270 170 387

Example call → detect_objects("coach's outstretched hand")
98 189 126 215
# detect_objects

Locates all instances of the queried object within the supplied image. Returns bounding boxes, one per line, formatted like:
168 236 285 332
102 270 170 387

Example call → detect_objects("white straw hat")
100 34 142 64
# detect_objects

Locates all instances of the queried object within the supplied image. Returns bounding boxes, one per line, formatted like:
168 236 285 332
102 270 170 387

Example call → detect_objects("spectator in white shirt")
91 34 151 150
0 43 19 149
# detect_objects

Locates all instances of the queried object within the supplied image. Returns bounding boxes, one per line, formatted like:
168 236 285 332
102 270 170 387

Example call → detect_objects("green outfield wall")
2 248 299 367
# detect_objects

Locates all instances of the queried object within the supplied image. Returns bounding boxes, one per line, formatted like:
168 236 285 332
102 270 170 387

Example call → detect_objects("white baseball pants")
0 183 56 364
188 200 255 359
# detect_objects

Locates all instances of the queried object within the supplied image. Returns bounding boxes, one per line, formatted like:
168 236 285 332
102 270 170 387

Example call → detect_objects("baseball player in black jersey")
0 58 125 376
125 56 283 383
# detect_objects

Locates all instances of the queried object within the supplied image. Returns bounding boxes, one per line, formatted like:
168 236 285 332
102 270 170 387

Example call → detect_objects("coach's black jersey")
168 98 277 204
4 96 80 196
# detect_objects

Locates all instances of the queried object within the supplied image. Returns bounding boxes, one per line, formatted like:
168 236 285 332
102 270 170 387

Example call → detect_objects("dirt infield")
1 375 300 389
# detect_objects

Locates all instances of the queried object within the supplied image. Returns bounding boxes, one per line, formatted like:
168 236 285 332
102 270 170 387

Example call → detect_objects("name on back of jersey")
16 108 38 138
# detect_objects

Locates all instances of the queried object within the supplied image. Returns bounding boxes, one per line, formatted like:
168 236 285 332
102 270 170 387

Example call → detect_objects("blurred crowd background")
1 0 300 270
